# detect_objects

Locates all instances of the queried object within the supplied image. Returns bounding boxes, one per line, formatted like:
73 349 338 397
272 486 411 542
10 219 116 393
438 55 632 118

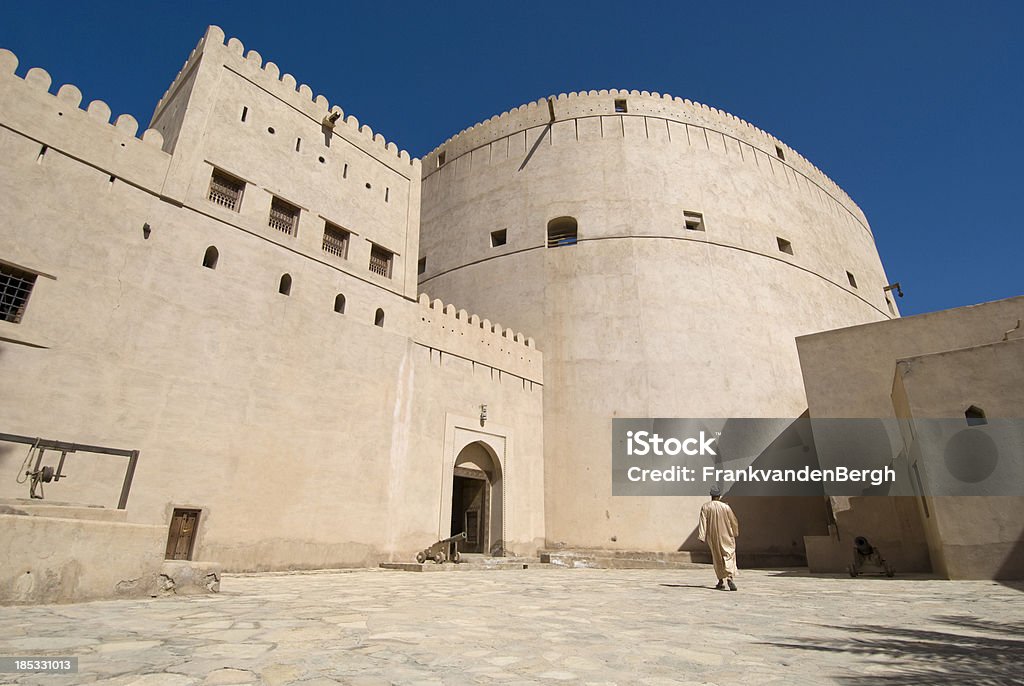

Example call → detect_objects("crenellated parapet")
163 26 417 173
414 293 541 384
0 47 170 189
420 88 867 229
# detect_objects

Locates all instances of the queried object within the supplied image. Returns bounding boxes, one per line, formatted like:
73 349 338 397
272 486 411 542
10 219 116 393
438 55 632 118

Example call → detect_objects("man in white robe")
698 487 740 591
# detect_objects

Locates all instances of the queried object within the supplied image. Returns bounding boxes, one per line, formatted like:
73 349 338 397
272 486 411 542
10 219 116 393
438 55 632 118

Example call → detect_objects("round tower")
418 89 896 557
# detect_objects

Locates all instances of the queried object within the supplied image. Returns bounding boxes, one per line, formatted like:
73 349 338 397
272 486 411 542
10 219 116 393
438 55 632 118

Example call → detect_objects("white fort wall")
418 91 896 556
0 30 544 572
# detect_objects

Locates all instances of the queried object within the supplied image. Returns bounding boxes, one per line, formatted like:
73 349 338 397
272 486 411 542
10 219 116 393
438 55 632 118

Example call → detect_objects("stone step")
0 498 126 522
380 556 537 572
538 548 807 569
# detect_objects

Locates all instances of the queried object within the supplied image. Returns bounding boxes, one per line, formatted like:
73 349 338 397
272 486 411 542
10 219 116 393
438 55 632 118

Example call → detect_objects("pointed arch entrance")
450 441 504 556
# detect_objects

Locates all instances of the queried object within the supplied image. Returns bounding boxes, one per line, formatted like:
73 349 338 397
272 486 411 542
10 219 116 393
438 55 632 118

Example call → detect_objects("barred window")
547 216 578 248
322 222 350 258
0 263 38 324
207 169 244 211
369 245 393 278
269 197 300 236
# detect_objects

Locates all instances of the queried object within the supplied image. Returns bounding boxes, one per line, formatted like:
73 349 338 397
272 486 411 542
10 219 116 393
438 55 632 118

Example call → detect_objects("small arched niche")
202 246 219 269
546 216 578 248
374 308 385 327
965 405 987 426
334 293 346 314
278 273 292 296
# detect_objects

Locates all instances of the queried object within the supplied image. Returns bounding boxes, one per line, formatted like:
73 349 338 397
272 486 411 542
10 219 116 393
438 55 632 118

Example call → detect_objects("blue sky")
2 1 1020 316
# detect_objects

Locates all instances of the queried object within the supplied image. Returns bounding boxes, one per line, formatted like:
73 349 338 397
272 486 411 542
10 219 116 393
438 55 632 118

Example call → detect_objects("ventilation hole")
365 182 372 189
267 127 275 134
491 229 507 247
965 405 987 426
847 271 858 288
775 145 785 160
318 156 325 163
777 237 793 255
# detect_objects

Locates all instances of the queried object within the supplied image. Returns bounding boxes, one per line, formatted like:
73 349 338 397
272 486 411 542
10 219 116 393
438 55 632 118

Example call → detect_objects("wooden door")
165 508 200 560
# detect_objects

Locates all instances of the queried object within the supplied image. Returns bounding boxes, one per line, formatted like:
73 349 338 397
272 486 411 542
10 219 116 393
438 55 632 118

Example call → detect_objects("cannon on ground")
415 532 467 564
848 536 895 577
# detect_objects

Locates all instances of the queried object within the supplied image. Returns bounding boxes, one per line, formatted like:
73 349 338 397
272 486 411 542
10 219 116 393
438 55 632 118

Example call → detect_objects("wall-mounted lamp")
479 404 488 427
884 282 904 298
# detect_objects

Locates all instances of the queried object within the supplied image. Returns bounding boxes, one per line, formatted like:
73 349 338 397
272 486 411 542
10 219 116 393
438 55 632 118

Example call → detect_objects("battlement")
414 293 541 384
0 47 171 191
421 89 867 229
155 26 417 173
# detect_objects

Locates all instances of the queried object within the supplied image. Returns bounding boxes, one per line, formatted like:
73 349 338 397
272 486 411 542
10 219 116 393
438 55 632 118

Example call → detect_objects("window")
775 145 785 160
965 405 987 426
334 293 346 314
241 106 248 122
207 169 244 212
491 229 507 247
847 271 858 288
684 211 705 232
322 222 350 258
547 217 578 248
437 151 446 167
418 257 426 275
369 245 393 278
202 246 219 270
269 197 299 236
0 263 37 324
279 273 292 296
374 308 385 327
295 138 301 152
614 99 628 113
777 237 793 255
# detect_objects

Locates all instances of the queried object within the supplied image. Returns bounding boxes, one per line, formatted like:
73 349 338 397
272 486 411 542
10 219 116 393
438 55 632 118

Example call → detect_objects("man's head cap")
710 486 722 497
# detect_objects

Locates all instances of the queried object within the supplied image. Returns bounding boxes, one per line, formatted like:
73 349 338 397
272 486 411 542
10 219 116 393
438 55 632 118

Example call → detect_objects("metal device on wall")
3 432 140 509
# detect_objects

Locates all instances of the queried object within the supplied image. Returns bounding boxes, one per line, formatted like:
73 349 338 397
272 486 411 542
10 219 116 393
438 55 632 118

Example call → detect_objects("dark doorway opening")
451 468 488 554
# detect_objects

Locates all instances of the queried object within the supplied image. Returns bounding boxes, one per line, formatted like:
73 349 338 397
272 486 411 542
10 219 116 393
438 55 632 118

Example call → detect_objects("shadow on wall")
997 535 1024 587
761 614 1024 685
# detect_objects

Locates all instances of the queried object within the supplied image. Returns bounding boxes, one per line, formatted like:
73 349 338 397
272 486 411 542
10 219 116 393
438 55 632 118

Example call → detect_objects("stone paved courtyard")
0 567 1021 685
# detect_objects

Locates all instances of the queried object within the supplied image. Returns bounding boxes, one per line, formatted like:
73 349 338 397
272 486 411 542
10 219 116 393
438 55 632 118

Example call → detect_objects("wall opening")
965 405 988 426
334 293 346 314
684 211 705 231
0 262 38 324
614 99 628 113
547 216 578 248
451 441 504 556
278 273 292 296
208 169 245 212
369 245 394 278
269 197 300 236
241 106 248 122
491 229 507 247
322 222 350 258
418 257 426 275
775 145 785 160
847 271 858 288
374 308 385 327
777 237 793 255
437 151 446 167
295 137 301 152
202 246 219 270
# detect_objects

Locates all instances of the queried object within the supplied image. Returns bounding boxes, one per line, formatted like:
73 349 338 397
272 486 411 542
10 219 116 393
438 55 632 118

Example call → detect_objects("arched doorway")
451 441 504 556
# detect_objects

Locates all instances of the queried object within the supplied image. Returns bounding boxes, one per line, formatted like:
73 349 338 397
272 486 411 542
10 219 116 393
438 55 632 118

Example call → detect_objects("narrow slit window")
0 263 38 323
385 187 389 203
207 169 245 212
847 271 858 288
418 257 426 275
322 222 350 258
374 308 385 327
775 145 785 160
241 106 248 122
684 211 705 232
491 229 507 247
343 163 348 179
334 293 346 314
268 197 300 236
437 151 446 167
202 246 219 270
777 237 793 255
369 245 394 278
547 217 578 248
614 99 628 113
295 138 301 152
278 273 292 296
37 144 47 163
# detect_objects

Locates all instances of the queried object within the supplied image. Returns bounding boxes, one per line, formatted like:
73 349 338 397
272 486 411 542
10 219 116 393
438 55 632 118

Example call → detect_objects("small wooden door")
165 509 200 560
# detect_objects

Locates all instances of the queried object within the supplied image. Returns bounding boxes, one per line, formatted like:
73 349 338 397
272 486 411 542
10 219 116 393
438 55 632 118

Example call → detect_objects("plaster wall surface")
418 91 895 553
0 30 544 574
893 338 1024 579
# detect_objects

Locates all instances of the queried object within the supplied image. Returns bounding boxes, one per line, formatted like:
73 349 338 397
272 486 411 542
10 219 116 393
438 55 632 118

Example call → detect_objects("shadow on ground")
762 615 1024 685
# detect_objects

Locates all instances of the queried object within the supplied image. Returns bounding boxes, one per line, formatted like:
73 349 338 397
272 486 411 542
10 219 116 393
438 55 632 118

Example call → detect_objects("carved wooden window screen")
269 197 299 236
369 245 393 278
208 170 244 211
322 223 349 258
